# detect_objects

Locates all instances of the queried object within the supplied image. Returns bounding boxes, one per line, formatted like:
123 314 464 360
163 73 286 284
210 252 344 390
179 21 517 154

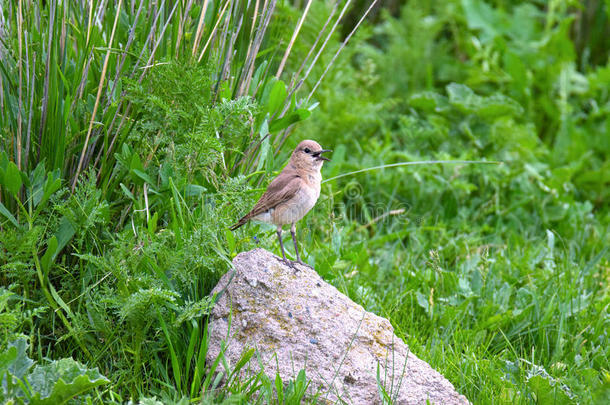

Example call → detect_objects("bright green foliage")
123 61 257 188
1 0 325 400
0 0 315 208
0 338 109 404
281 1 610 403
1 0 609 404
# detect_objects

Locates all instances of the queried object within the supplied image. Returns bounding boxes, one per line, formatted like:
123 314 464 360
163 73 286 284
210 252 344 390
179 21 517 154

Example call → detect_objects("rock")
207 248 469 404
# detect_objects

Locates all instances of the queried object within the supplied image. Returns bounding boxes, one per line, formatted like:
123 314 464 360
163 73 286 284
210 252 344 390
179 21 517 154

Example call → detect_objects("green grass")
1 0 610 404
277 1 610 403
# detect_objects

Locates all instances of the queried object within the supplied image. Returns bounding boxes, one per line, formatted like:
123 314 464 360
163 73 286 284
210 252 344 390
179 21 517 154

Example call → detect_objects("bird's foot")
274 256 312 272
275 256 298 271
294 259 313 270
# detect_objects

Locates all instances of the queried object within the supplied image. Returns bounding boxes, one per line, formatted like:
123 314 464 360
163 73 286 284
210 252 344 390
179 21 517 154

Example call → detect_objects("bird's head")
290 140 332 171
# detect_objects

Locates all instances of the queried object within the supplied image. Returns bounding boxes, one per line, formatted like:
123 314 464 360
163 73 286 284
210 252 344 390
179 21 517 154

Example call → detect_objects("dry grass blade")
103 0 145 111
323 160 502 183
96 0 168 170
175 0 195 57
300 0 352 90
192 0 211 57
75 54 93 103
59 1 67 63
287 1 339 98
217 3 245 96
197 0 232 63
276 0 377 152
238 0 261 96
275 0 346 152
72 0 124 191
250 0 260 36
24 55 35 171
307 0 379 102
86 0 94 45
88 1 145 172
215 0 234 89
130 0 165 76
96 0 110 26
236 0 277 97
140 0 181 77
0 7 5 111
16 0 23 169
37 0 55 161
97 0 180 174
24 33 35 171
275 0 312 78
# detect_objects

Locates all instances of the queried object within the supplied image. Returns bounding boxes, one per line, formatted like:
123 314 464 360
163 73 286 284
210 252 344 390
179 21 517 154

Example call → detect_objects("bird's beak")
313 149 332 161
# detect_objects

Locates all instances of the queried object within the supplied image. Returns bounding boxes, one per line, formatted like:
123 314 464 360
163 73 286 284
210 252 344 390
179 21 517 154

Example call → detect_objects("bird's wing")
247 172 302 219
230 168 302 230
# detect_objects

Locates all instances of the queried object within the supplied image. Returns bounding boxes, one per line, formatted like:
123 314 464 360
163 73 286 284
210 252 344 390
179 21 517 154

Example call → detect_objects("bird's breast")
272 183 320 225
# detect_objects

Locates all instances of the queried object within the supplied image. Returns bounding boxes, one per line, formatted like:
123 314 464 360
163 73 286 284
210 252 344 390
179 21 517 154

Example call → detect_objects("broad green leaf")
148 212 158 234
250 60 268 97
0 201 20 228
225 228 235 253
54 217 76 256
7 339 33 379
415 291 429 313
527 375 573 404
0 151 8 171
129 152 144 172
461 0 509 43
269 109 311 132
0 339 32 403
268 80 287 116
34 171 62 214
27 358 109 405
184 184 206 197
256 119 270 172
447 83 523 118
477 93 524 118
409 91 450 113
3 161 23 196
446 83 481 113
259 79 276 115
49 282 74 319
19 170 29 194
120 183 135 201
471 269 483 295
41 236 59 274
132 169 155 186
0 345 18 373
159 163 174 188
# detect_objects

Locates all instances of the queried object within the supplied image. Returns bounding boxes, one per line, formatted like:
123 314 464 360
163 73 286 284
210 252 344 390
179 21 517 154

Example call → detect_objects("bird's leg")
276 226 293 268
290 223 301 262
276 226 287 261
291 223 312 269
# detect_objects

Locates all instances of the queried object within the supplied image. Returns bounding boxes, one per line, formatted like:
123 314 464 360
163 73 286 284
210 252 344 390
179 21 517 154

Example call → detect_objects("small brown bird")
231 140 331 269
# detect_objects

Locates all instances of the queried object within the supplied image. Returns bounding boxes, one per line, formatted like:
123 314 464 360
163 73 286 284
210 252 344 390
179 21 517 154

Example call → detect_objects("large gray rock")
207 248 469 404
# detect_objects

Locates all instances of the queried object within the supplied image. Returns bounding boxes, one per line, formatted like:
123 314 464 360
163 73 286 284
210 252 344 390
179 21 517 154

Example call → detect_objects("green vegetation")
1 0 609 403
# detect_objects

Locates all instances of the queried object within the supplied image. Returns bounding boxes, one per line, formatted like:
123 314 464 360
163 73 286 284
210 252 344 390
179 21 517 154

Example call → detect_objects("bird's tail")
229 216 249 231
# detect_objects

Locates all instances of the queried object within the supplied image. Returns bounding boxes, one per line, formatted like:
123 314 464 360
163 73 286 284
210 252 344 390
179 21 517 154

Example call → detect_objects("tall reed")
0 0 374 215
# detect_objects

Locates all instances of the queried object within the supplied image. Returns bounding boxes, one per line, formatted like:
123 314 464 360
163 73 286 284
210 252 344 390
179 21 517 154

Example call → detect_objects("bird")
230 140 331 269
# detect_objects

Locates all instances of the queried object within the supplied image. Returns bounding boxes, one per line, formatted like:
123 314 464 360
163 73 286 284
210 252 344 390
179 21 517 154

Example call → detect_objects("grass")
1 0 610 404
280 1 610 403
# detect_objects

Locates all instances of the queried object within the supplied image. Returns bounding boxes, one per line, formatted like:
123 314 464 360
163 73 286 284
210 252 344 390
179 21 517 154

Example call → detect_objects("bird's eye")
304 147 311 154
